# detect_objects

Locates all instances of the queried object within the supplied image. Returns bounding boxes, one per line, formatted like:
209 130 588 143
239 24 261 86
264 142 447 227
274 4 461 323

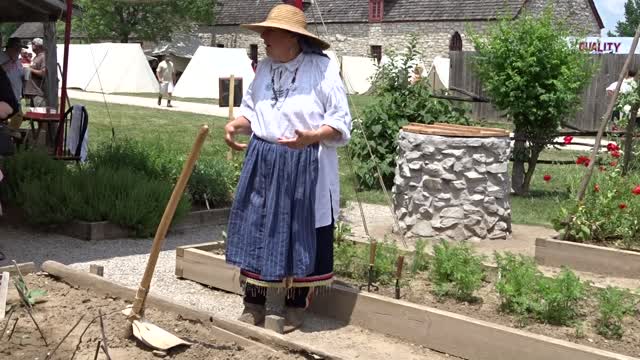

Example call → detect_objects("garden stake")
0 306 14 341
7 317 18 341
70 309 122 360
99 309 112 360
93 340 102 360
395 255 405 300
360 241 379 292
622 104 638 176
44 315 85 360
125 125 209 351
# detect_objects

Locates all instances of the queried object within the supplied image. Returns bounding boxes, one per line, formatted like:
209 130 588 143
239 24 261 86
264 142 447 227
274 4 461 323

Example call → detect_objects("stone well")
392 123 512 242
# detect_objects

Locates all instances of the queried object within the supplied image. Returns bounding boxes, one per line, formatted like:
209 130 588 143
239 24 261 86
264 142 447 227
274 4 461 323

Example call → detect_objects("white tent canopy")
172 46 255 99
341 55 378 95
57 43 159 94
426 56 450 91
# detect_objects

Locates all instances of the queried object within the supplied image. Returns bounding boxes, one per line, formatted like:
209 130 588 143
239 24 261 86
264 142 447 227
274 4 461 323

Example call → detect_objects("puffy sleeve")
319 58 352 148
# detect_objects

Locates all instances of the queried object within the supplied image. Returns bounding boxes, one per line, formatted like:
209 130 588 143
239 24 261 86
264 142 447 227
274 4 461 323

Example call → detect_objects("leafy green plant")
14 271 47 307
333 240 366 281
469 8 594 195
334 221 353 243
410 239 429 274
350 35 469 189
430 241 485 301
537 268 585 326
596 286 638 339
373 241 400 285
495 252 543 320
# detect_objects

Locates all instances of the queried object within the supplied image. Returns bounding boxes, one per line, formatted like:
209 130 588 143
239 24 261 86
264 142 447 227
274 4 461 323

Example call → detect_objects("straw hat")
241 4 330 50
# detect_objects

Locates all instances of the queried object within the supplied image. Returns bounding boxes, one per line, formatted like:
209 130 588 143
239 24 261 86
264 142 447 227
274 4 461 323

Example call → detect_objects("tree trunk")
622 105 638 176
511 130 526 195
521 146 543 195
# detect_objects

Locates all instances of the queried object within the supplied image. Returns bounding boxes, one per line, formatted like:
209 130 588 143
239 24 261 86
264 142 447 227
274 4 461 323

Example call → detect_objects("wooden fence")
449 51 640 131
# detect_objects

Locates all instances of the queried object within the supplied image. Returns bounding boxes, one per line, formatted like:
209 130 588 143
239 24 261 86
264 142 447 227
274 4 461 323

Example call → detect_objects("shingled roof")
214 0 603 28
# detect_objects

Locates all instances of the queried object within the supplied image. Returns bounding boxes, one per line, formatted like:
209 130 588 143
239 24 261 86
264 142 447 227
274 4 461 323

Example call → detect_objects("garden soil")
340 273 640 358
0 274 302 360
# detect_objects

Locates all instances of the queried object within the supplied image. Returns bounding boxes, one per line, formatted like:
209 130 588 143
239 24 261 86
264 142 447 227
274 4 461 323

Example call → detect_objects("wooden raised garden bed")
175 241 639 360
535 237 640 279
21 261 342 360
62 208 230 241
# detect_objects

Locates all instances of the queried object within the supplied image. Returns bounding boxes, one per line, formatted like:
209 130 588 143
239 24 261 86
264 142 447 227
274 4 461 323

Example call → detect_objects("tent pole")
57 0 73 156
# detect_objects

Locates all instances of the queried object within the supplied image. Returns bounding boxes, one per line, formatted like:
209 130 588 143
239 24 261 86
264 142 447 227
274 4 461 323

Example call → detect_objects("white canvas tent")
426 56 450 91
341 55 378 95
57 43 159 93
172 46 255 99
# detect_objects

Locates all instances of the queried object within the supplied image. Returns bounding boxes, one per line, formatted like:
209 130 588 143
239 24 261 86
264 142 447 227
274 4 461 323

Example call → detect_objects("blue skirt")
226 136 332 287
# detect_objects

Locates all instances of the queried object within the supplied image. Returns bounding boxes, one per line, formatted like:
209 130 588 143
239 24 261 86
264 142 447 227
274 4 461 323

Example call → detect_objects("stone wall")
200 0 601 67
392 131 512 242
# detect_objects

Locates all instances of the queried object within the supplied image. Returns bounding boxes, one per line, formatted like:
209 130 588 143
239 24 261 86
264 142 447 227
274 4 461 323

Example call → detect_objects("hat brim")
241 22 330 50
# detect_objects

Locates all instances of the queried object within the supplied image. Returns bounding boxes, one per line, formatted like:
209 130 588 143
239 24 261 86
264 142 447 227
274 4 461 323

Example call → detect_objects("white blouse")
239 52 352 228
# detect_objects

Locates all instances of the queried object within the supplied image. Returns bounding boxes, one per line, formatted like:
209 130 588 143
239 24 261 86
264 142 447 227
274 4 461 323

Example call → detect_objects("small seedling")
430 240 485 302
494 252 543 318
13 261 47 307
596 286 638 340
410 239 429 274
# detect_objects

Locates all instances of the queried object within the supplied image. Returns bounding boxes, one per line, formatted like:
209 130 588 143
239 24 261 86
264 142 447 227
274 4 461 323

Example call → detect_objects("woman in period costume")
223 4 352 332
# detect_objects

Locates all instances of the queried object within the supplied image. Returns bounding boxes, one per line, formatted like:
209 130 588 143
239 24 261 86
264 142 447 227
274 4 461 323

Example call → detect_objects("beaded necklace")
270 63 300 110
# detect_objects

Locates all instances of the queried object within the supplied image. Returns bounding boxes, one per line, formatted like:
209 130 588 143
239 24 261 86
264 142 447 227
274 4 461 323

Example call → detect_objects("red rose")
620 203 628 210
563 136 574 145
610 161 618 167
607 143 620 152
543 174 551 182
633 186 640 195
611 150 621 158
594 184 600 192
576 155 590 166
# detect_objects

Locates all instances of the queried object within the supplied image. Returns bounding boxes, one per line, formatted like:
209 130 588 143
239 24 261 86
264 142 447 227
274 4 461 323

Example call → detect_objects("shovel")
124 125 209 351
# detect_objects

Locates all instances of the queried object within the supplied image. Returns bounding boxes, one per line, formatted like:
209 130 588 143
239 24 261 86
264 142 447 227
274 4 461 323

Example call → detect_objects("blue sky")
594 0 626 35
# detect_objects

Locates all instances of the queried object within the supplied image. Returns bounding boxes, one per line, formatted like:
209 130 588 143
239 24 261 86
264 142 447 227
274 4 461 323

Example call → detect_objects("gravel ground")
0 222 455 359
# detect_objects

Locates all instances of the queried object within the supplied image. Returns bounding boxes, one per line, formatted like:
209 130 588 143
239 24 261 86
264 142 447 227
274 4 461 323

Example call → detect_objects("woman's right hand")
224 117 251 151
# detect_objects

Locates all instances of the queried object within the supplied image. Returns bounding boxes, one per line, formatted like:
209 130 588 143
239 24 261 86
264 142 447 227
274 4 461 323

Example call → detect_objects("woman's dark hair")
298 36 328 58
629 69 637 78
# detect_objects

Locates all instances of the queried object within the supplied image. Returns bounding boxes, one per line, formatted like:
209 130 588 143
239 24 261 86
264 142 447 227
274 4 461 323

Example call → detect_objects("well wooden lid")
402 123 511 138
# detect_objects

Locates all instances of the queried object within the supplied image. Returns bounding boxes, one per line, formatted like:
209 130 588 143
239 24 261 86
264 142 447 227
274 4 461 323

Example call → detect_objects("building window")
449 32 463 51
369 0 383 22
249 44 258 63
216 43 225 48
370 45 382 64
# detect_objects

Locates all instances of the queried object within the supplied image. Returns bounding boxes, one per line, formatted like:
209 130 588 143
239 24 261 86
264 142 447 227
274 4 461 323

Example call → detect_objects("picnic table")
22 107 60 147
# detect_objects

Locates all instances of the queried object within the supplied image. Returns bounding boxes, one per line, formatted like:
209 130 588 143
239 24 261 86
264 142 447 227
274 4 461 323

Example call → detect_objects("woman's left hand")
277 129 319 149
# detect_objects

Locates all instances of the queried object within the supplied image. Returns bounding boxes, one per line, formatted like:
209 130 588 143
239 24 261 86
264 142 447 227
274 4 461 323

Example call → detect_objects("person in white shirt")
607 70 637 127
223 4 352 332
156 55 176 108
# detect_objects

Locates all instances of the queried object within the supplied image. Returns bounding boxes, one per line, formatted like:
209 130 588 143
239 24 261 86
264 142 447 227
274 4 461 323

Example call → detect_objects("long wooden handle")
369 241 377 265
131 125 209 316
396 256 405 279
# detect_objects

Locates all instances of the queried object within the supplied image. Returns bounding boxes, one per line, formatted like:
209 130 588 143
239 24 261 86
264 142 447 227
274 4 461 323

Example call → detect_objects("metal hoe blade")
132 320 191 351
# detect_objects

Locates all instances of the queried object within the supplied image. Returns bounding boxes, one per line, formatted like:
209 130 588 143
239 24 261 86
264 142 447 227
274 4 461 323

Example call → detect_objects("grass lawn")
72 97 592 228
113 92 219 105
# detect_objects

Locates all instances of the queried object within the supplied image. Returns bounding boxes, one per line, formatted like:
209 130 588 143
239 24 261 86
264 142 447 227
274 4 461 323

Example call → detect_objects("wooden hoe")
123 125 209 351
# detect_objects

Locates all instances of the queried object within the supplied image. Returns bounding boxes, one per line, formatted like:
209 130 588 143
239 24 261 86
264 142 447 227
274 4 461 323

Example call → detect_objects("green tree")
616 0 640 37
470 9 593 195
75 0 216 43
350 35 469 189
0 23 19 43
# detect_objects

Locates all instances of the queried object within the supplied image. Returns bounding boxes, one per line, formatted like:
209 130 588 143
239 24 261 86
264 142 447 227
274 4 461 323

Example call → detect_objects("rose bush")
554 143 640 249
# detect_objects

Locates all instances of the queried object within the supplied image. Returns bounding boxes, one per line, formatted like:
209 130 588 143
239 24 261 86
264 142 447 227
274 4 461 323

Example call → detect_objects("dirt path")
67 89 236 118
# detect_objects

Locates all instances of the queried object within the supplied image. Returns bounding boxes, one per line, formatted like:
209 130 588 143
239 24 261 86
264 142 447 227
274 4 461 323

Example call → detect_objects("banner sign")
575 37 640 54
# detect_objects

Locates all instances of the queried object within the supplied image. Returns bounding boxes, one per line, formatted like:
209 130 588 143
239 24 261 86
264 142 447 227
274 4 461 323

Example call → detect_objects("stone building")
202 0 603 65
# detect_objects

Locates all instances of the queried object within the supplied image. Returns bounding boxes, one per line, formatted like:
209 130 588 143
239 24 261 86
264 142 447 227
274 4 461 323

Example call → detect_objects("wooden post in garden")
575 25 640 202
227 75 235 161
623 105 638 176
